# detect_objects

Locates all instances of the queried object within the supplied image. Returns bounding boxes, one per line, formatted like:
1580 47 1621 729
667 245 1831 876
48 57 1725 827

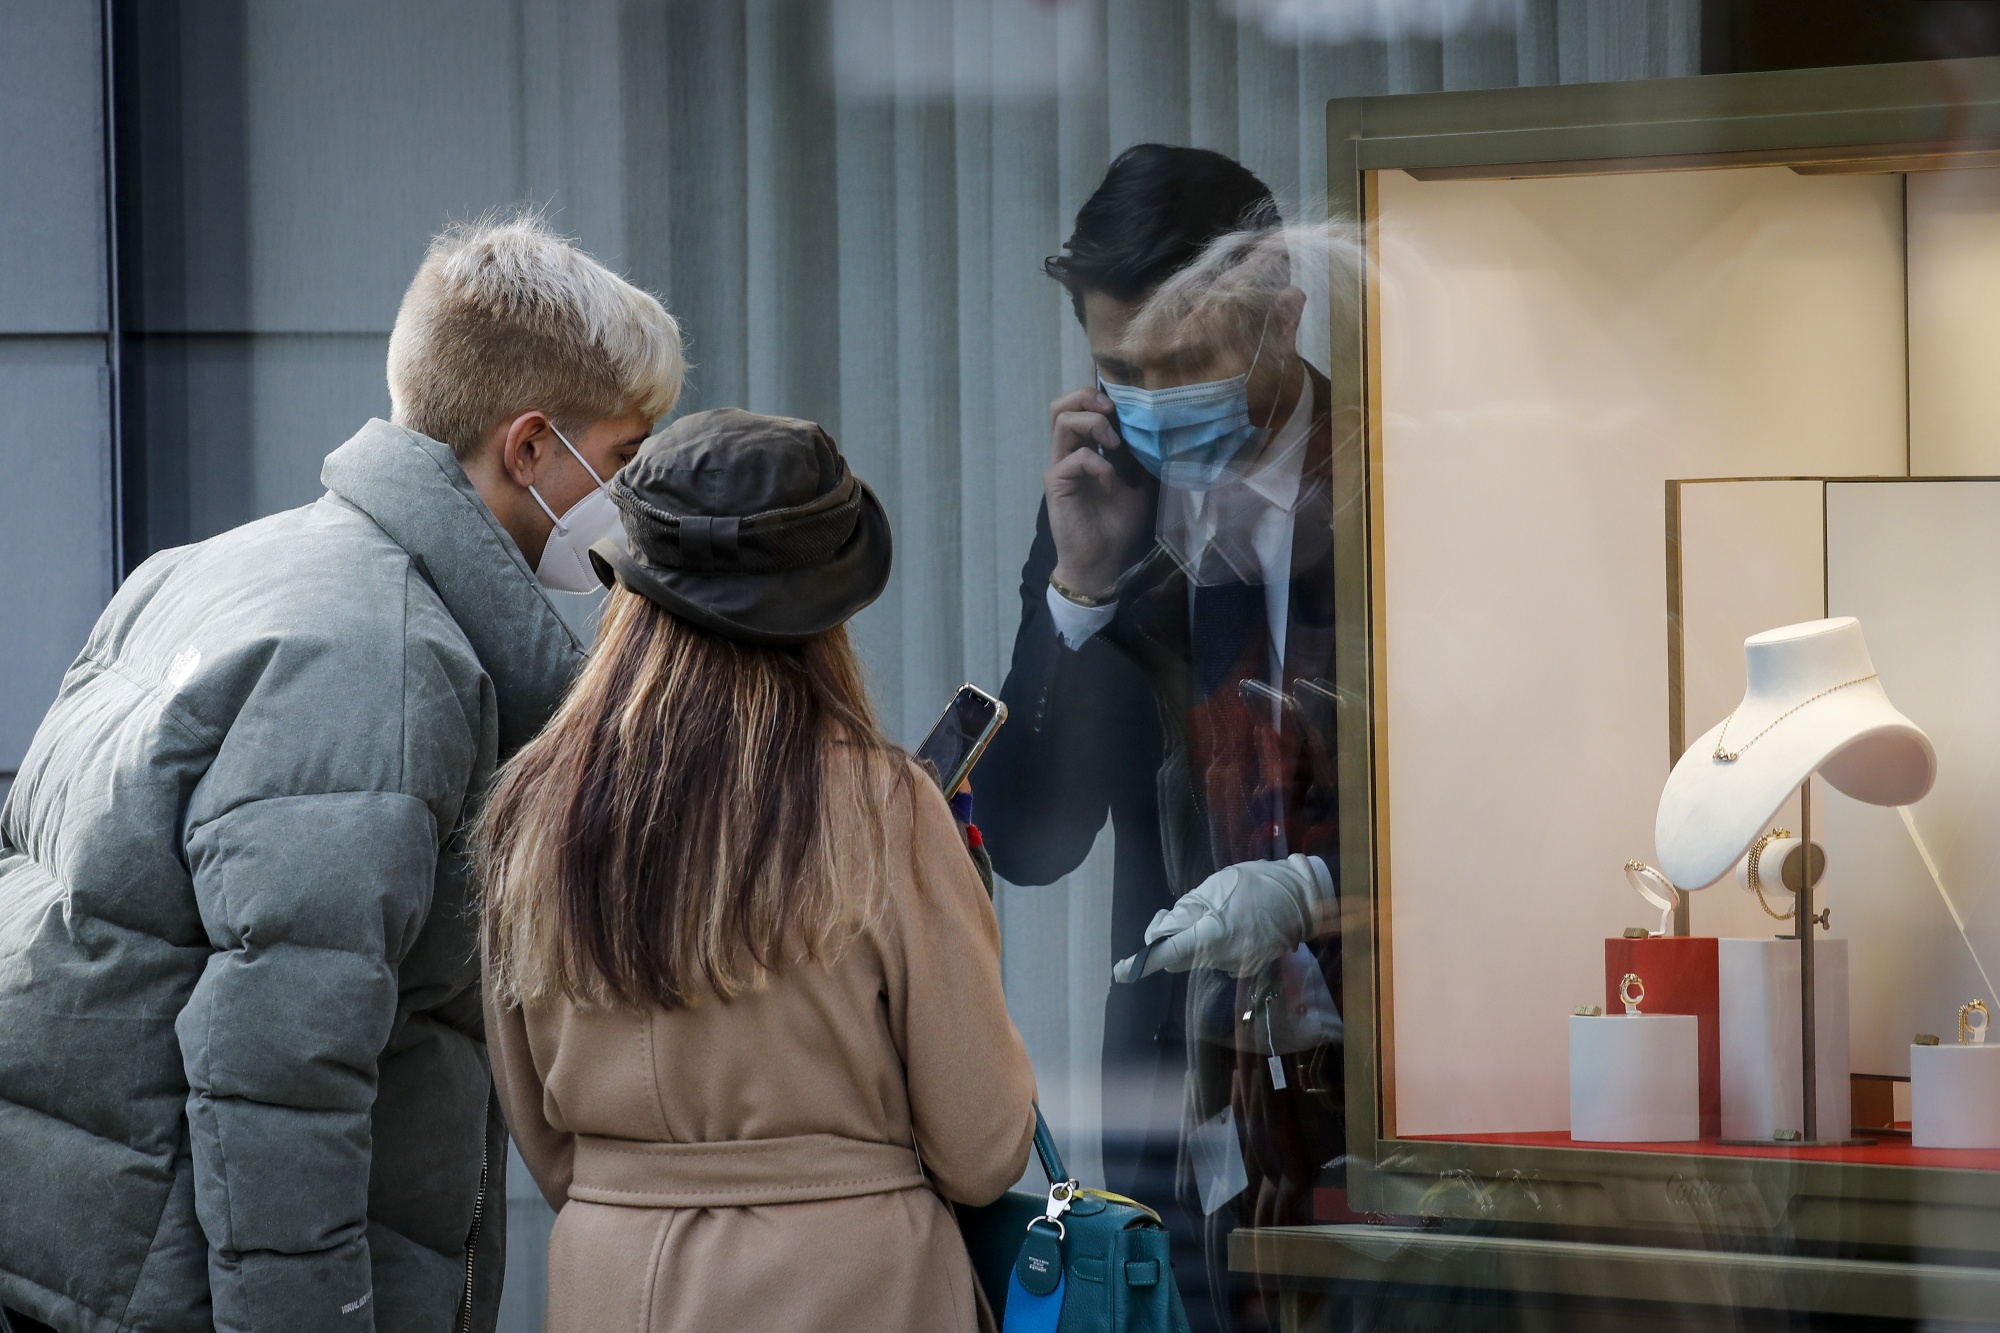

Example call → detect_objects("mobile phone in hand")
1095 396 1150 485
915 683 1007 795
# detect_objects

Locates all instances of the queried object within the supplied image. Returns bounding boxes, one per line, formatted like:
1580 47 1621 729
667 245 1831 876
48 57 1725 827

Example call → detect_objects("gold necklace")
1711 673 1878 763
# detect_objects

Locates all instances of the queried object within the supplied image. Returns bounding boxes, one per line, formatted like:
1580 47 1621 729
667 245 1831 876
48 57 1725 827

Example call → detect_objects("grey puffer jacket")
0 421 585 1333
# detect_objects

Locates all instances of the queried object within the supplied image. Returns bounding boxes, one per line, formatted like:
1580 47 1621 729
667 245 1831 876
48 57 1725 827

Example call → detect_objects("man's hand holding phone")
1045 386 1152 601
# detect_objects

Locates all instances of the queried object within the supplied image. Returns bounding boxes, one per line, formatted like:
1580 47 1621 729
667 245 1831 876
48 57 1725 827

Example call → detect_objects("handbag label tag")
1004 1221 1065 1333
1014 1223 1064 1298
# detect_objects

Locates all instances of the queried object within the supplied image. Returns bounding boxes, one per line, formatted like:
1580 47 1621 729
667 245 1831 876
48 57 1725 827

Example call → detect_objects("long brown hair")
477 587 908 1009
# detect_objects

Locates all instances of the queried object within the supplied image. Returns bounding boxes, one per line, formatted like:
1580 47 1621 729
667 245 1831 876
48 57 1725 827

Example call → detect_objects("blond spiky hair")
387 213 684 458
1125 218 1364 368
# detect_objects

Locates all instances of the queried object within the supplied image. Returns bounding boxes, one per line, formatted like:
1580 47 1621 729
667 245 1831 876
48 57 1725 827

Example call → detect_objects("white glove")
1113 854 1334 981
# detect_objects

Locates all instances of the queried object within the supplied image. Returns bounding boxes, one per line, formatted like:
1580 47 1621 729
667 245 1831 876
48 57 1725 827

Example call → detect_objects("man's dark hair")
1044 144 1280 323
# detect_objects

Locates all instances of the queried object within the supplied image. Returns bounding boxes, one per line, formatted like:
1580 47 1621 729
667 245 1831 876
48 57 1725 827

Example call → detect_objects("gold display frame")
1300 58 2000 1287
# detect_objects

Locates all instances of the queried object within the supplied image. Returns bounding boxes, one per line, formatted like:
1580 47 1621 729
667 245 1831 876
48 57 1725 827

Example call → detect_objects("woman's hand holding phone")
915 684 1007 798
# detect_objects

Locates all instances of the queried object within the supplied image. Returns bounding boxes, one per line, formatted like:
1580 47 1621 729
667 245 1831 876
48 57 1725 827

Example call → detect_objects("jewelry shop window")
1236 58 2000 1327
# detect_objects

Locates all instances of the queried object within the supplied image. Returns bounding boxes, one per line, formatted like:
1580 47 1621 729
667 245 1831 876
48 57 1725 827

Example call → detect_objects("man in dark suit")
977 144 1346 1333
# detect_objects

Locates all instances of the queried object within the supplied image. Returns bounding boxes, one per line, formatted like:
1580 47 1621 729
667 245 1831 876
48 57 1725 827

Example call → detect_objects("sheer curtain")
607 0 1699 1220
106 1 1701 1323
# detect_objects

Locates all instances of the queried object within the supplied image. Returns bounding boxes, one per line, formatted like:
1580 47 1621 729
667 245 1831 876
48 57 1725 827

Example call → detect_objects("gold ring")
1960 1000 1990 1046
1619 972 1645 1013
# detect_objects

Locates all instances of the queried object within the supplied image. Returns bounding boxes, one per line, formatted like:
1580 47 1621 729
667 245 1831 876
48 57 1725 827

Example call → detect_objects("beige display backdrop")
1670 165 2000 1081
1674 480 1823 947
1672 482 1989 1083
1909 169 2000 475
1377 166 1909 1136
1824 483 2000 1076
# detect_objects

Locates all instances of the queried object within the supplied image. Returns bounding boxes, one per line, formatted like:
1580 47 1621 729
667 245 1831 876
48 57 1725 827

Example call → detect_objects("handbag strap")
1031 1104 1069 1185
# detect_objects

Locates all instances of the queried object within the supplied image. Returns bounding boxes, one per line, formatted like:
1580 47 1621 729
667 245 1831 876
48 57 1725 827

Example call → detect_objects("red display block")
1408 1130 2000 1170
1604 937 1720 1138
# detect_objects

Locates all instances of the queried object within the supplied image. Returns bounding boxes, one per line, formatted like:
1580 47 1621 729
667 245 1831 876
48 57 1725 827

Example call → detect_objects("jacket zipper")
456 1141 490 1333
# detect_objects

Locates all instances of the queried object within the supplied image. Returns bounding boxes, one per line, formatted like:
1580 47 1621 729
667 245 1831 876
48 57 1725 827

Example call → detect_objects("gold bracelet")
1746 827 1796 921
1049 570 1114 608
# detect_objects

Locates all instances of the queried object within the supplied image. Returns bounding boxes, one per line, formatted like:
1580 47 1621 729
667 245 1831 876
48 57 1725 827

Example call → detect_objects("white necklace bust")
1655 617 1934 890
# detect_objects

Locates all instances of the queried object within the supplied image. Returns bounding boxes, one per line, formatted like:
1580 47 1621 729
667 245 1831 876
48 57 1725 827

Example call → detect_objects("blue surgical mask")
1099 372 1260 491
1097 312 1274 491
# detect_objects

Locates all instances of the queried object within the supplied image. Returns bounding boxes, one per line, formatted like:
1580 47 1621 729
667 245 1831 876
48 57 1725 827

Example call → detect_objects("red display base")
1405 1129 2000 1170
1604 935 1720 1138
1311 1131 1998 1221
1311 1185 1373 1224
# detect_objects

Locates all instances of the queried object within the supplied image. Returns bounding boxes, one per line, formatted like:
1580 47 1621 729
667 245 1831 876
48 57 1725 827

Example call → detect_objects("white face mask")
526 425 626 593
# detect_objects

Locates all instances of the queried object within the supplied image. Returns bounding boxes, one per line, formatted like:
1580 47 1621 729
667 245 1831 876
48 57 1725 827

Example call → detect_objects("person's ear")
1270 286 1307 351
498 411 553 490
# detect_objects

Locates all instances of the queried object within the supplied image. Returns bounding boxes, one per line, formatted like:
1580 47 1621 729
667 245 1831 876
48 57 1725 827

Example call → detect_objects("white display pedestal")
1569 1014 1701 1142
1912 1043 2000 1149
1719 938 1850 1141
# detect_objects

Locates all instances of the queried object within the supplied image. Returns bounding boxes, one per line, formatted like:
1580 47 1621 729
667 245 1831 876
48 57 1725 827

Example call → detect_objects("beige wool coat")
486 759 1038 1333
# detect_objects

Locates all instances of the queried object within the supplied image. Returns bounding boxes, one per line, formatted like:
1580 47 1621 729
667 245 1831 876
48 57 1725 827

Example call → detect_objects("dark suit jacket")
977 366 1342 1075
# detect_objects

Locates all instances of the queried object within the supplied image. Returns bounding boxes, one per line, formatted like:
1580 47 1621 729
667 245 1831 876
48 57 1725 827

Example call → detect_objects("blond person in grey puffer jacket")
0 216 680 1333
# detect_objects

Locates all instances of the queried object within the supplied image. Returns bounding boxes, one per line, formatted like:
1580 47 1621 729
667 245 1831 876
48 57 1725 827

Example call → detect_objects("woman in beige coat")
477 408 1037 1333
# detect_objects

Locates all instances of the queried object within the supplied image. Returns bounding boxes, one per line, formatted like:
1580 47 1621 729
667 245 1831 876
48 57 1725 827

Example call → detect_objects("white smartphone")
914 683 1008 795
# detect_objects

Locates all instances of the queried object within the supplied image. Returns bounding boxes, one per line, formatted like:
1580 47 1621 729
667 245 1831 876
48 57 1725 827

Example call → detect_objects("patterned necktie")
1187 578 1285 865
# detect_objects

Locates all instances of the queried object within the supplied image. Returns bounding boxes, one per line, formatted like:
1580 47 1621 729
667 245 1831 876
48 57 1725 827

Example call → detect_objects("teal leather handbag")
957 1108 1191 1333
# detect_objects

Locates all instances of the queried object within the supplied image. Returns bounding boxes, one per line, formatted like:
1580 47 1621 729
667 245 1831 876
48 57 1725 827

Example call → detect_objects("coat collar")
321 418 586 753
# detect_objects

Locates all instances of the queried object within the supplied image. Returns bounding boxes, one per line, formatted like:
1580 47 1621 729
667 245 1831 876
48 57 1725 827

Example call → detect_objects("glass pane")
1376 163 1906 1143
92 4 2000 1331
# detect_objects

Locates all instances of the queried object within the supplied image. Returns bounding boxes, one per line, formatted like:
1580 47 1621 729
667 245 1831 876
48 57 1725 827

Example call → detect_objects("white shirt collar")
1180 370 1314 523
1238 369 1316 510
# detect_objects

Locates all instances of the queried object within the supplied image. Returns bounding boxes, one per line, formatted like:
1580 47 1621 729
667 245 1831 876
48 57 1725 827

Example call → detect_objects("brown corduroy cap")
588 408 892 645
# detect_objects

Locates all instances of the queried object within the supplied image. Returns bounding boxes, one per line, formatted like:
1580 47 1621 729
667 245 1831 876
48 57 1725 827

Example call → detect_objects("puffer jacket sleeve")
173 573 489 1333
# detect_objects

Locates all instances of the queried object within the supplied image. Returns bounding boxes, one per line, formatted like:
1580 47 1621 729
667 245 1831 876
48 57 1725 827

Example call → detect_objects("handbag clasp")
1042 1179 1078 1228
